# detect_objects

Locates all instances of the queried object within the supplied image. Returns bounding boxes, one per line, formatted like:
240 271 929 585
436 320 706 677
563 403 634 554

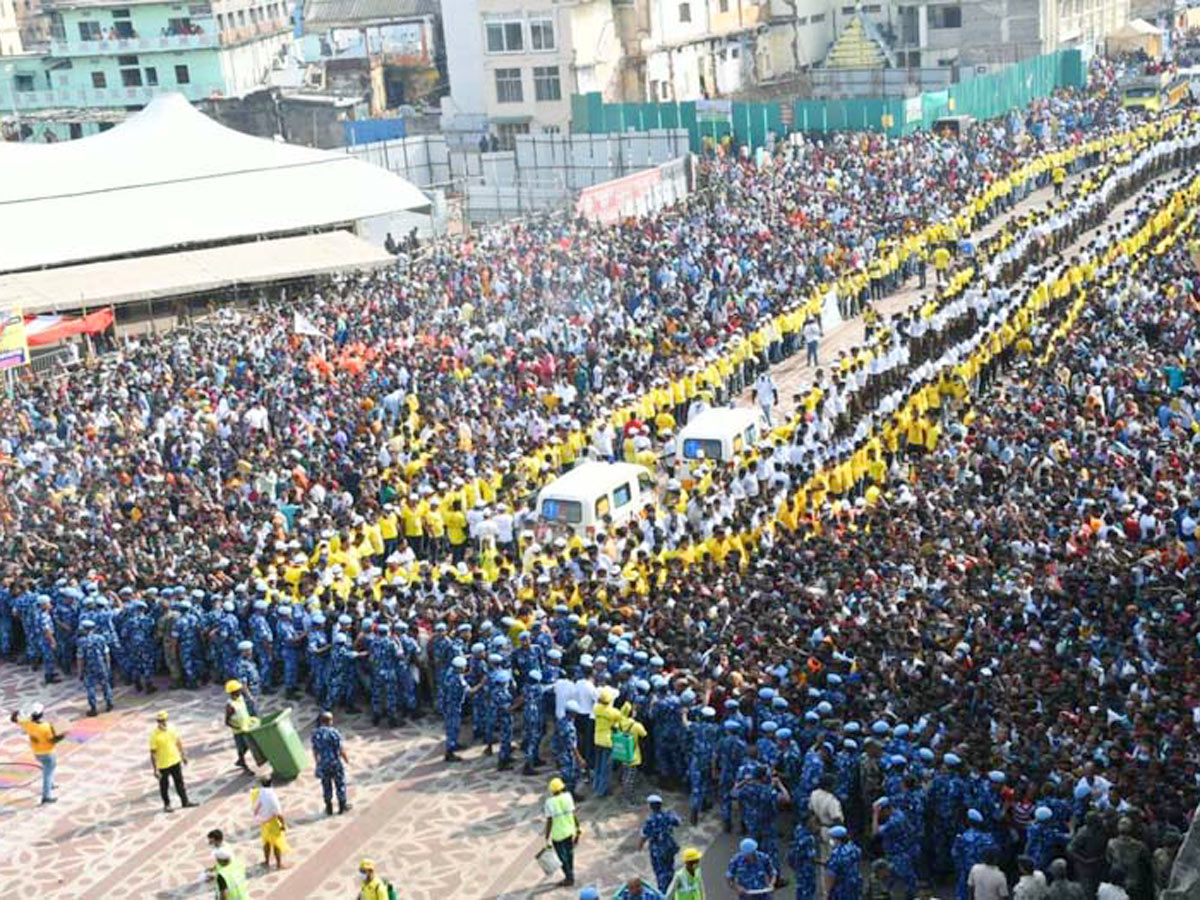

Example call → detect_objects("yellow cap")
155 710 169 721
359 858 375 871
548 778 565 793
224 679 242 694
682 848 703 863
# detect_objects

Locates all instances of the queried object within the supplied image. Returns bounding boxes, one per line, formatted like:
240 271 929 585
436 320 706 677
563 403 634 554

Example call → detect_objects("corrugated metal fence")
571 49 1086 149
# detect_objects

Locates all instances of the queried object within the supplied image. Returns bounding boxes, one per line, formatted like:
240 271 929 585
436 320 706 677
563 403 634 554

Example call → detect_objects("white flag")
293 312 324 338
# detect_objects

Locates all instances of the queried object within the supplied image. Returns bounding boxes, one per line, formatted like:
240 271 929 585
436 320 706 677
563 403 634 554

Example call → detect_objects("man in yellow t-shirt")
149 710 196 812
10 703 61 804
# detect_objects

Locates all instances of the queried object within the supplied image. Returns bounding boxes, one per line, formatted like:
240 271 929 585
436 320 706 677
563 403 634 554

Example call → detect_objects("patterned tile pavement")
0 661 723 900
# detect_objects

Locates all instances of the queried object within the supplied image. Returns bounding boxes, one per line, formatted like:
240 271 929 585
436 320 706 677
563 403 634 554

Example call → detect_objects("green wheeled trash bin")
245 708 309 780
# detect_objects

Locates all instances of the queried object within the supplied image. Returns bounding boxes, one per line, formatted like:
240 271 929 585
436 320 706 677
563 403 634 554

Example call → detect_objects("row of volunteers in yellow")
256 114 1196 609
370 116 1183 545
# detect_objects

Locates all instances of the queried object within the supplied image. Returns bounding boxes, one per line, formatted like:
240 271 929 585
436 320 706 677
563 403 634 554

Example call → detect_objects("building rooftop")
302 0 437 29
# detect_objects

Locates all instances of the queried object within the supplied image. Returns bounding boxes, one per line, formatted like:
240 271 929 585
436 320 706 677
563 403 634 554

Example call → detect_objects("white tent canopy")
0 94 430 274
0 231 396 314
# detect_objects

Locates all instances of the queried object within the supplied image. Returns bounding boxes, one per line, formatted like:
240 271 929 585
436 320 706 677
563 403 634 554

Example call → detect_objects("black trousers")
553 837 575 882
158 763 189 806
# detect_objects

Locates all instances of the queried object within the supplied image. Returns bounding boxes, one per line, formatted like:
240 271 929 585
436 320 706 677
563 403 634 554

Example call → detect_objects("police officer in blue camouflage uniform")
952 809 999 900
827 826 863 900
468 643 489 742
520 668 547 775
726 838 777 899
216 600 243 681
395 621 420 720
733 763 789 872
652 683 686 784
275 606 304 699
125 598 158 693
232 641 262 716
1024 805 1066 871
0 580 13 659
36 595 59 683
716 718 748 833
173 599 205 688
442 655 470 762
369 624 401 727
552 701 585 795
18 590 41 669
75 619 113 715
248 599 275 692
55 589 80 676
639 794 681 893
788 821 818 900
491 667 515 771
875 796 917 900
311 711 350 815
686 705 719 825
328 632 363 713
930 752 966 877
306 612 330 698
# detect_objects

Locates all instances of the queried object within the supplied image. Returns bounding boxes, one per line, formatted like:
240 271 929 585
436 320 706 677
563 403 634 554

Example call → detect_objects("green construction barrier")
568 49 1087 149
245 708 308 780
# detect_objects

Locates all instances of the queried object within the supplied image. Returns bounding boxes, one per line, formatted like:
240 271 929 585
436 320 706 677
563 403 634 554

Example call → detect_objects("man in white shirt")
573 666 599 766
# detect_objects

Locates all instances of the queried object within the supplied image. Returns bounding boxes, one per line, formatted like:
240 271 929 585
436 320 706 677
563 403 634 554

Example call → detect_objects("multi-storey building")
441 0 623 140
615 0 770 102
5 0 292 138
1 0 23 54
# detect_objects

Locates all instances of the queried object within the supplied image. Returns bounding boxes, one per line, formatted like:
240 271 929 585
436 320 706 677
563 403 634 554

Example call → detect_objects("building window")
495 122 529 149
144 66 157 85
121 67 142 86
864 3 882 10
679 2 691 22
174 64 190 84
796 16 808 24
529 17 554 51
14 73 34 91
533 65 561 101
78 20 102 40
810 13 825 22
117 54 137 65
111 8 130 17
494 67 522 103
929 5 962 28
841 5 855 13
91 71 107 87
543 124 561 134
485 20 523 53
719 0 729 11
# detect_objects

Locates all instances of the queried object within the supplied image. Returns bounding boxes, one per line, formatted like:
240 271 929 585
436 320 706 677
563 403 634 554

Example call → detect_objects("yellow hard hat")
155 710 169 721
548 778 565 793
224 679 242 694
682 847 703 863
359 858 375 871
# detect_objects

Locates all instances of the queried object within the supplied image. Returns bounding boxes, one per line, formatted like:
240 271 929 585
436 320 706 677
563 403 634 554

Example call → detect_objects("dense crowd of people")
2 67 1200 900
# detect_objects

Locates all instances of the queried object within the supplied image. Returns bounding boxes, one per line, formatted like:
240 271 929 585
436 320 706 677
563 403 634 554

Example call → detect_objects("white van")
675 407 767 485
536 461 655 537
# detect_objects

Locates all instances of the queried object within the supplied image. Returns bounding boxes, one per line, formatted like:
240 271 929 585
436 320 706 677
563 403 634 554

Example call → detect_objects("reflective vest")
671 867 705 900
213 856 249 900
228 695 252 733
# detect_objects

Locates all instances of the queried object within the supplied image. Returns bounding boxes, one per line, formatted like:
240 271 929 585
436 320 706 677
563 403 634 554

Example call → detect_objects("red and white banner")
24 309 114 346
575 156 689 226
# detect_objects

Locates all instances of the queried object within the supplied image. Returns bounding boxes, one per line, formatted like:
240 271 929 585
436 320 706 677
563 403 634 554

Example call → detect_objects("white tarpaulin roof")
0 93 430 274
0 231 395 313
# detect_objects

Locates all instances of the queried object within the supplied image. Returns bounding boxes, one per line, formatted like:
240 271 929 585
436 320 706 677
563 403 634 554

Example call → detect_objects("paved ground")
0 181 1078 900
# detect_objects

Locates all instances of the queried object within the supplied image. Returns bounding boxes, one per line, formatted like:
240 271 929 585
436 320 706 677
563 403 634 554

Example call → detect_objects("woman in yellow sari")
251 774 290 870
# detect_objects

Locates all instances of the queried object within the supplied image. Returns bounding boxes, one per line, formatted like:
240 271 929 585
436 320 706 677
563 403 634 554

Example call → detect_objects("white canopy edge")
0 231 395 314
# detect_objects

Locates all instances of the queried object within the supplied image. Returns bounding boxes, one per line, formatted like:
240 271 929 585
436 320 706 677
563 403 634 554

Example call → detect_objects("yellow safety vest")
670 867 706 900
213 856 249 900
227 695 252 733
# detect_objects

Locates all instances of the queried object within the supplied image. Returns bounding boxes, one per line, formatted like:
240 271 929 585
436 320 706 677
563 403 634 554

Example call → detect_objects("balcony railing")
12 83 225 110
50 31 219 55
